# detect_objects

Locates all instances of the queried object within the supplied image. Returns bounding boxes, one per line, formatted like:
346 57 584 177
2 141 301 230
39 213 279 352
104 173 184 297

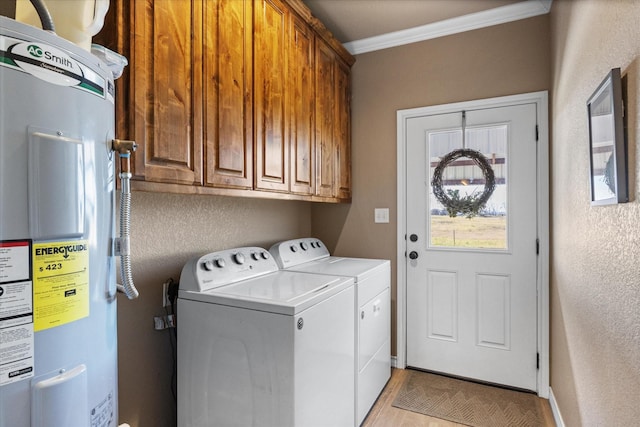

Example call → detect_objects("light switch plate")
374 208 389 223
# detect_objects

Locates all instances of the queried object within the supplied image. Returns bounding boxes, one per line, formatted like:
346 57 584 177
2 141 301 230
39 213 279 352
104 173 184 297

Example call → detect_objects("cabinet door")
314 39 335 198
254 0 289 192
288 13 315 196
129 0 203 185
334 58 351 200
204 0 253 189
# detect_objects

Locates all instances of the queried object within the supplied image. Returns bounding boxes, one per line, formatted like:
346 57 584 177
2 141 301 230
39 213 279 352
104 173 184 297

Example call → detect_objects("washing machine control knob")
233 252 245 265
203 260 215 271
290 245 298 253
251 251 260 261
214 258 226 268
300 242 308 251
261 251 270 259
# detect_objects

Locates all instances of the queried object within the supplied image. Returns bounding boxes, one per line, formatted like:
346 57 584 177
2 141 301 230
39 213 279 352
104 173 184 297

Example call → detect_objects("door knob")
409 251 419 260
410 234 418 242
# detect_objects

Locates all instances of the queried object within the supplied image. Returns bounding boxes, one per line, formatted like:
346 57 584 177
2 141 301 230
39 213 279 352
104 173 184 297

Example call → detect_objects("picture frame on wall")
587 67 628 206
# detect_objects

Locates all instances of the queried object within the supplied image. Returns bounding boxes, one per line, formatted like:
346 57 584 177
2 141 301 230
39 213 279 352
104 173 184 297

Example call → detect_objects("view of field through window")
428 126 508 249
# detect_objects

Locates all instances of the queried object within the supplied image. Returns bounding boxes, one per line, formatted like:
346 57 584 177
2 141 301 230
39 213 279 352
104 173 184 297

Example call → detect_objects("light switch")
374 208 389 223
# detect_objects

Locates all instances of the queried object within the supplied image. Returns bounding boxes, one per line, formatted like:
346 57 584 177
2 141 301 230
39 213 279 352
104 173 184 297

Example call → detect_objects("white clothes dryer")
269 238 391 425
177 247 355 427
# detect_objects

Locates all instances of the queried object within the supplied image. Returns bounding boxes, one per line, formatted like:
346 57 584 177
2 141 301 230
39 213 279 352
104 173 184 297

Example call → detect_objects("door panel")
476 273 510 350
204 0 253 189
254 0 289 192
289 14 315 195
427 270 458 341
131 0 202 185
406 103 538 391
315 40 335 197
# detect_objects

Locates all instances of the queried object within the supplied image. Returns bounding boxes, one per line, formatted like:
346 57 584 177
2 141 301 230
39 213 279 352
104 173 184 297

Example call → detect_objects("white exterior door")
405 102 539 391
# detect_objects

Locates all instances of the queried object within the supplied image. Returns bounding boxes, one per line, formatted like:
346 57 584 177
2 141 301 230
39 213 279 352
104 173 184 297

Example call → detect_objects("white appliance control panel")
270 237 329 268
180 247 277 293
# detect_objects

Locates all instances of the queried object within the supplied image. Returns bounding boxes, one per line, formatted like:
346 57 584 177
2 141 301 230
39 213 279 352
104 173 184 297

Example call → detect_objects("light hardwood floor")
361 369 556 427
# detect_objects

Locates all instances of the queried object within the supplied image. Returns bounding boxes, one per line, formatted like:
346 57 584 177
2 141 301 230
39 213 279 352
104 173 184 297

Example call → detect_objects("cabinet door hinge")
535 124 539 142
537 352 540 369
536 238 540 255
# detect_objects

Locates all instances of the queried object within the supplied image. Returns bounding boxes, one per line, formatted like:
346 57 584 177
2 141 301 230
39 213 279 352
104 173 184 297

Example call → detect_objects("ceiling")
302 0 552 54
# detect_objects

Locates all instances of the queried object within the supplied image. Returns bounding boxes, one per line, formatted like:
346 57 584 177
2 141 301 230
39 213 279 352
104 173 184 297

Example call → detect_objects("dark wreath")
431 148 496 218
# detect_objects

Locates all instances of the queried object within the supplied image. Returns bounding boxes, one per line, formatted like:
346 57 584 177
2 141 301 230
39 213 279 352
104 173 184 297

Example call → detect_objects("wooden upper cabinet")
254 0 289 192
288 13 315 196
203 0 253 189
96 0 353 201
315 37 351 201
128 0 203 185
334 58 352 200
315 38 335 199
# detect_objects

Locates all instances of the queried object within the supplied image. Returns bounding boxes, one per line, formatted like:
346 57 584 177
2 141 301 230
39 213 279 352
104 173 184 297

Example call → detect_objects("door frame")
395 91 549 398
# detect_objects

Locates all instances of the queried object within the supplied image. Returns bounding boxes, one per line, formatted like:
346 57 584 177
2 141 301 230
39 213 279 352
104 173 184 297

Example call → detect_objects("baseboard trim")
391 355 398 368
549 387 566 427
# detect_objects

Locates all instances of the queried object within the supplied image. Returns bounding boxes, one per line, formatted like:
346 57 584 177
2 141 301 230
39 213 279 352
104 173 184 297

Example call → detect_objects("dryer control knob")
261 251 270 259
290 245 298 253
233 253 245 265
251 251 260 261
203 260 215 271
300 242 308 251
214 258 225 268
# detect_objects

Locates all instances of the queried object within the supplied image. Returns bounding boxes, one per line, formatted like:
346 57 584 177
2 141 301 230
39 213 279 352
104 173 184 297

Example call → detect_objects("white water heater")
0 13 136 427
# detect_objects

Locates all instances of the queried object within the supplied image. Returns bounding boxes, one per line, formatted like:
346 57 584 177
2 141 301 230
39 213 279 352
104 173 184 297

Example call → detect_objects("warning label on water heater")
0 240 35 387
32 240 89 331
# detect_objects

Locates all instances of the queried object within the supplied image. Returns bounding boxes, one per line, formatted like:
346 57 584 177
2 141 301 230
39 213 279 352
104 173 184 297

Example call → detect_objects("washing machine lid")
179 270 354 315
282 257 389 281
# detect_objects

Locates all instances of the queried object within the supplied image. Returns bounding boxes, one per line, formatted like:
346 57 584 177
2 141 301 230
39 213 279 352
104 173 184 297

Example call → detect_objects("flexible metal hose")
117 174 139 299
29 0 55 32
117 154 139 299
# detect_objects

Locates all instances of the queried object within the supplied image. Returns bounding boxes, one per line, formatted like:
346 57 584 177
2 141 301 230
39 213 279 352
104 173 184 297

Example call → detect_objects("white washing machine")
269 238 391 425
177 247 355 427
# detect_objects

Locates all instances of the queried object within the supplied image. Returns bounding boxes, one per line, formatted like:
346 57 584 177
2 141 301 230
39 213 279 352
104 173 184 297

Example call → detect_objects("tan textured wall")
118 192 310 426
550 1 640 425
311 15 550 358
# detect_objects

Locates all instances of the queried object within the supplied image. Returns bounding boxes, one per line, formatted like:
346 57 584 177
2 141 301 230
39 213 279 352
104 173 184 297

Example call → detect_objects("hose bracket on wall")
112 138 139 299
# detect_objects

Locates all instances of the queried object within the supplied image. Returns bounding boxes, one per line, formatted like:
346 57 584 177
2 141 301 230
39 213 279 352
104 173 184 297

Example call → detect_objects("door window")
428 125 508 249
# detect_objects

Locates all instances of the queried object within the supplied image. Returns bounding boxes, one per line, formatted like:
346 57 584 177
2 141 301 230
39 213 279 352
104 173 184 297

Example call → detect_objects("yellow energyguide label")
32 240 89 331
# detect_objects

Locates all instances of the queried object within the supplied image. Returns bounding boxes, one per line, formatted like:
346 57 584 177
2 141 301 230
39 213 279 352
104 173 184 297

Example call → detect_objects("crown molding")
343 0 552 55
